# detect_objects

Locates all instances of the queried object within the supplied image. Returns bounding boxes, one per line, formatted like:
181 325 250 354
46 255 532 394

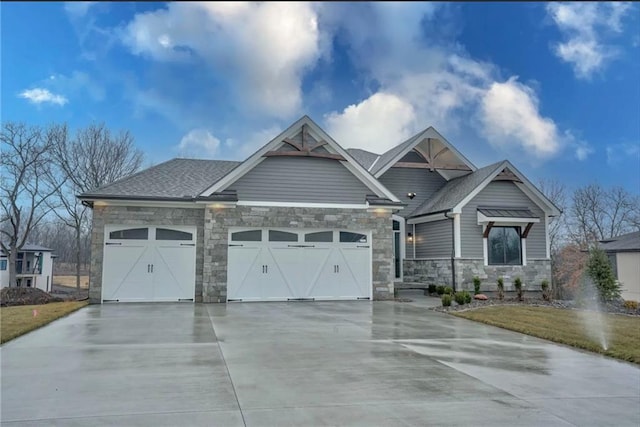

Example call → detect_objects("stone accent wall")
89 206 205 303
203 206 394 302
454 258 551 292
402 259 452 286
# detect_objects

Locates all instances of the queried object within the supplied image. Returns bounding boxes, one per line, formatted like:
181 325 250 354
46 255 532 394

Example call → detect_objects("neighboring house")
600 231 640 301
0 245 55 292
79 116 560 303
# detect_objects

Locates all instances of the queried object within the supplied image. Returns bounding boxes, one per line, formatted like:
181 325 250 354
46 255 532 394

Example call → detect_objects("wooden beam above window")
521 222 534 238
483 221 495 238
263 151 345 160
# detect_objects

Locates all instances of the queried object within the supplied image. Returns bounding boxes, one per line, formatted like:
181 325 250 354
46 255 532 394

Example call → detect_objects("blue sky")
2 2 639 194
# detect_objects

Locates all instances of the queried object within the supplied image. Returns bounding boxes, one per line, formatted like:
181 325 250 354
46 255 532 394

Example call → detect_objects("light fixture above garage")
407 192 416 199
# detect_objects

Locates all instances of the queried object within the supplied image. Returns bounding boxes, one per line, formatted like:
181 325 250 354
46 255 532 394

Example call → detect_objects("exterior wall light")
407 232 413 242
407 192 416 199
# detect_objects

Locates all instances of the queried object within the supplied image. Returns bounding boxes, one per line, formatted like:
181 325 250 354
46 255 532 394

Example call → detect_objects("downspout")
444 211 456 292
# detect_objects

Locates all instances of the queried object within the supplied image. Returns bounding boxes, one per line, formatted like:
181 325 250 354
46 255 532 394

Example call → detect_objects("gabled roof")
370 127 476 177
600 231 640 252
1 244 53 254
409 160 561 218
346 148 380 170
200 116 400 203
79 159 240 201
410 161 503 217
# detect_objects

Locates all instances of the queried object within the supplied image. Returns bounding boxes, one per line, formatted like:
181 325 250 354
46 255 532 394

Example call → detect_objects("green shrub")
541 279 551 301
497 277 504 300
454 291 466 305
473 276 481 295
443 286 454 295
463 290 472 304
436 285 445 295
442 294 452 307
428 284 437 294
587 247 621 301
514 277 523 301
623 300 638 310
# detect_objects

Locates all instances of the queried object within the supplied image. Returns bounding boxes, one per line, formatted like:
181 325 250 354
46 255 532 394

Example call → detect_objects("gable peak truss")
265 124 345 161
391 139 473 172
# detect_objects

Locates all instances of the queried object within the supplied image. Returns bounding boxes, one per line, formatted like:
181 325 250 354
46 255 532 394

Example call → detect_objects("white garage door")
102 225 197 302
227 228 371 302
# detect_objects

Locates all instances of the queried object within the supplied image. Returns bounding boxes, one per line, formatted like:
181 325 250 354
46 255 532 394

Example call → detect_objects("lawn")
53 275 90 289
452 306 640 364
0 301 88 344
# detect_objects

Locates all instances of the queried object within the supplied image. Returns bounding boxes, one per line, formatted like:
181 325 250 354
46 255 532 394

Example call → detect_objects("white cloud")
224 125 282 160
177 129 220 158
480 77 560 159
122 2 323 118
606 142 640 165
325 92 416 152
64 2 96 18
18 88 68 106
546 2 633 79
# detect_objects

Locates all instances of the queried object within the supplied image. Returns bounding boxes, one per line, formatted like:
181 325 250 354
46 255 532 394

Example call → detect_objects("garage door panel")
339 247 371 297
103 245 152 301
153 245 196 301
227 228 371 302
227 247 262 301
102 225 197 302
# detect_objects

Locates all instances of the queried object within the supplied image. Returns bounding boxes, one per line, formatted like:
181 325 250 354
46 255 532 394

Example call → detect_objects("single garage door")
227 228 371 302
102 225 197 302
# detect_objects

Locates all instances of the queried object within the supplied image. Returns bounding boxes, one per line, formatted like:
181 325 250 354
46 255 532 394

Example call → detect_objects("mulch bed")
0 287 65 307
430 296 640 316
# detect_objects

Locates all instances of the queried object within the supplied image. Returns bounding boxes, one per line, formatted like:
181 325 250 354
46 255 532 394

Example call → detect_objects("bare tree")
538 179 568 297
538 178 567 255
50 123 143 292
1 123 63 287
569 183 639 246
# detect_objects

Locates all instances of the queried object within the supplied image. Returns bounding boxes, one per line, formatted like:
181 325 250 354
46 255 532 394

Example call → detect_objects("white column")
453 213 461 258
522 238 527 266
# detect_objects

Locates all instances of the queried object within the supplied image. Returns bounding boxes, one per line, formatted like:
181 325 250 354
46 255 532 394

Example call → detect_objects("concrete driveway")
2 294 639 426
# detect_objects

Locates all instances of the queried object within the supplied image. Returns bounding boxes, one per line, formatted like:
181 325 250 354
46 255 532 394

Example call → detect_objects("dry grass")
0 301 88 344
453 306 640 364
53 275 89 289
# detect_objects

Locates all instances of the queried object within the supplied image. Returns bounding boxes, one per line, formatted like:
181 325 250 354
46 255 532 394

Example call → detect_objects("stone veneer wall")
454 258 551 292
203 206 394 302
402 259 452 286
89 206 205 303
402 258 551 292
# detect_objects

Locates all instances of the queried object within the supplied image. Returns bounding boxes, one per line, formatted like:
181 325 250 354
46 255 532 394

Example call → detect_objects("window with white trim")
488 226 521 265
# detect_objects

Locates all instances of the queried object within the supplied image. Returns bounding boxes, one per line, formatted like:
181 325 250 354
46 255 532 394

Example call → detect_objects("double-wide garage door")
227 228 372 301
102 225 196 302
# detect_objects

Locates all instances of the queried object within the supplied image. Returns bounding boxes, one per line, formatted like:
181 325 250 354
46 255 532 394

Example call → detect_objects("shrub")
442 294 452 307
454 291 466 305
463 290 472 304
623 300 638 310
541 279 551 301
428 284 437 294
586 247 621 301
436 285 445 295
514 277 523 301
497 277 504 300
443 286 453 295
473 276 481 295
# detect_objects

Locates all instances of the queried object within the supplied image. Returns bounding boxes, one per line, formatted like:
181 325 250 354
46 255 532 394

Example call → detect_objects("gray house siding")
460 181 547 260
230 157 372 204
415 220 453 258
89 206 205 304
379 168 447 218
